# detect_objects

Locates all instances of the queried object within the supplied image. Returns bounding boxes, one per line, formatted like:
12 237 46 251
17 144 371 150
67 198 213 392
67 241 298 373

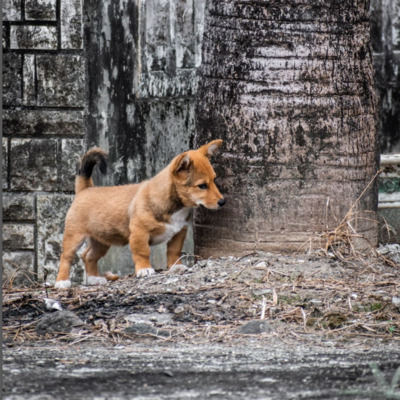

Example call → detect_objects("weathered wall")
371 0 400 153
84 0 204 273
2 0 400 284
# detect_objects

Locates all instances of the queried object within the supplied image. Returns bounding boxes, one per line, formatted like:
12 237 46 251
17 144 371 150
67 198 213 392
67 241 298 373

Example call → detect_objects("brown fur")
55 140 225 288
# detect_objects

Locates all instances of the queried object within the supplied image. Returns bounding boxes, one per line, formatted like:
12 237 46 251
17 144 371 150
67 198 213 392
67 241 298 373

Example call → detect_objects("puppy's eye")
198 183 208 190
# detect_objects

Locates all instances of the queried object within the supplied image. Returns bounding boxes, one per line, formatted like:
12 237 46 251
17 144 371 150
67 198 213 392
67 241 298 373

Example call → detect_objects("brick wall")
2 0 85 285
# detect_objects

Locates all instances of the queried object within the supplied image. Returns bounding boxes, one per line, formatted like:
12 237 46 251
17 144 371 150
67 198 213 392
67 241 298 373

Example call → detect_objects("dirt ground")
3 248 400 399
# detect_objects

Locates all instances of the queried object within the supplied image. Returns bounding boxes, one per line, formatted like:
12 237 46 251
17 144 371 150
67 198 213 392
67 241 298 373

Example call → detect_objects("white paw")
167 264 188 275
54 280 71 290
136 268 156 278
87 276 107 286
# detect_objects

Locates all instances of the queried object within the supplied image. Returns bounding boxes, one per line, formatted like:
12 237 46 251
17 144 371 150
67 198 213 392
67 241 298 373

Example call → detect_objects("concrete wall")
2 0 400 285
371 0 400 153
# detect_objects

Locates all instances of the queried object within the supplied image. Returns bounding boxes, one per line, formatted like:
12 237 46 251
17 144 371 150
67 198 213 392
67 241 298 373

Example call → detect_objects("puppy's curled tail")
75 147 108 194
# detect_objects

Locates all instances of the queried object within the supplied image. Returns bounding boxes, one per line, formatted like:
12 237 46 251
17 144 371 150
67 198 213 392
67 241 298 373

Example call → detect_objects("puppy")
54 140 225 289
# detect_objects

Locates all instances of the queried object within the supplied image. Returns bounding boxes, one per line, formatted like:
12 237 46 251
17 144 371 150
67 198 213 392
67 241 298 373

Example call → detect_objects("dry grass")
304 170 398 268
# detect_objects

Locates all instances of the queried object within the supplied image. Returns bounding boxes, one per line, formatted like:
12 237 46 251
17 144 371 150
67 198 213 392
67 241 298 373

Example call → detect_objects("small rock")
124 323 171 338
124 312 173 325
167 264 188 275
196 260 207 268
236 320 273 335
392 297 400 307
35 311 84 335
269 307 280 315
377 244 400 255
310 299 323 305
44 298 62 311
174 305 185 315
165 277 179 285
158 305 167 313
377 244 400 264
253 289 272 296
255 261 267 268
206 260 215 268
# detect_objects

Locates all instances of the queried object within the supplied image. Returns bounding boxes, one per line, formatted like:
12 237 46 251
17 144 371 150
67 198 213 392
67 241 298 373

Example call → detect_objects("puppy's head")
171 140 225 210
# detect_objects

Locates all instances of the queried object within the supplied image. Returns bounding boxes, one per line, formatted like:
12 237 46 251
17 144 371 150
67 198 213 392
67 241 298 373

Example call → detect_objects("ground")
3 248 400 399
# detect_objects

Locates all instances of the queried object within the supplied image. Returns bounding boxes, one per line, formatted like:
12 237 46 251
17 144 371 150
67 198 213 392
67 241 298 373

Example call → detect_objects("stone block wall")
2 0 85 285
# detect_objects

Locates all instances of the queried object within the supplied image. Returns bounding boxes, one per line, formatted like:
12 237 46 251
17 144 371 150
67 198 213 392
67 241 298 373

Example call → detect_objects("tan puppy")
54 140 225 289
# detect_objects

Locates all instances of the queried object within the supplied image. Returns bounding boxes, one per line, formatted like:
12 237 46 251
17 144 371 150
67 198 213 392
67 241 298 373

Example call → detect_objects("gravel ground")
3 248 400 399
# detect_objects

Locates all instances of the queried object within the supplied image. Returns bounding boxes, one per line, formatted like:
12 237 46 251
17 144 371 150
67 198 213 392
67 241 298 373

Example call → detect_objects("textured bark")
195 0 379 256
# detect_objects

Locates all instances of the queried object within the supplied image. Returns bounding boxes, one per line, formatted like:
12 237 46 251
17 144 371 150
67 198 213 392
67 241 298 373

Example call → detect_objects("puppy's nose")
218 198 226 207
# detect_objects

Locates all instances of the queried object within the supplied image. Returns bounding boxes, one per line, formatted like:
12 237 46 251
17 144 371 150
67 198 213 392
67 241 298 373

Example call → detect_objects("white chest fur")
151 207 191 245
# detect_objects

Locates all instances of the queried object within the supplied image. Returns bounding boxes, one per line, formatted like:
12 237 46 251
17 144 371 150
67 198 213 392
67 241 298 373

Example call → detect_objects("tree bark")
194 0 379 257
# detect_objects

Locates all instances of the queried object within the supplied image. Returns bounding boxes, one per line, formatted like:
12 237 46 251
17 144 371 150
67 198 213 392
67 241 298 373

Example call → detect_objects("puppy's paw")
136 267 156 278
87 276 108 286
54 280 71 290
167 264 188 275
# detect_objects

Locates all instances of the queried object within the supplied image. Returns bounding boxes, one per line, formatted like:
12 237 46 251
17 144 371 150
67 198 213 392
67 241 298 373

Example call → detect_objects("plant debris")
3 250 399 348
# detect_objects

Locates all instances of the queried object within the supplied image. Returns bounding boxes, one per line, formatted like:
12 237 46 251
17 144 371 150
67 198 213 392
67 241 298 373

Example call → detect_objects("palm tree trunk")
195 0 379 257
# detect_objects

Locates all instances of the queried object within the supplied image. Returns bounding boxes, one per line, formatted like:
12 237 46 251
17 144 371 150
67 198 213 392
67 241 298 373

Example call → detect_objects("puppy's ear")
172 153 191 176
198 139 223 158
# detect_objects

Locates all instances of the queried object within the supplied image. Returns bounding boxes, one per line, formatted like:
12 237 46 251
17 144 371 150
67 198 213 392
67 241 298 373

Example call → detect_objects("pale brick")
61 139 85 191
61 0 83 49
3 224 35 250
37 194 84 284
23 54 36 105
3 194 35 221
25 0 57 21
3 138 8 189
10 138 58 191
3 26 8 50
3 0 22 21
2 251 36 287
10 25 57 50
3 110 85 137
3 54 22 106
36 55 85 107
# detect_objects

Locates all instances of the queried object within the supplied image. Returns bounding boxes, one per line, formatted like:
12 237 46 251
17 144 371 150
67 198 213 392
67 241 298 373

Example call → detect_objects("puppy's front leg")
167 227 188 271
129 227 155 278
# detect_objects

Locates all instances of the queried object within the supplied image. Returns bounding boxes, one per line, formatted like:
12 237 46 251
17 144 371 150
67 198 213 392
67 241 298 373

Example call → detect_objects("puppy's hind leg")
82 238 109 286
55 232 86 289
